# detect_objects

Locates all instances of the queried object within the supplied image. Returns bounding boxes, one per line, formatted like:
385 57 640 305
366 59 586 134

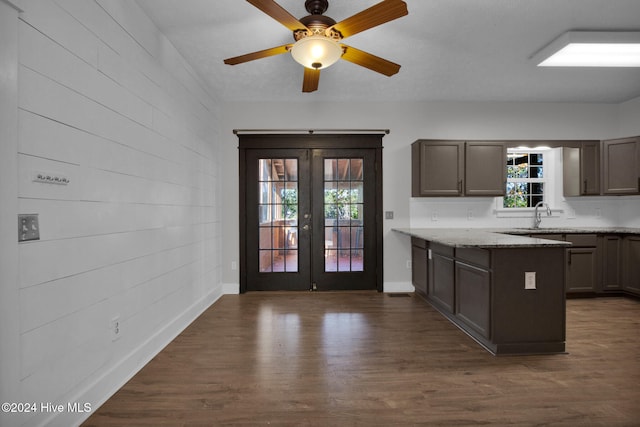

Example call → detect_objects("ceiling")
135 0 640 104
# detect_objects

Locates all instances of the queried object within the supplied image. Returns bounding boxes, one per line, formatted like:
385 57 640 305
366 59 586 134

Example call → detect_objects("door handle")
304 213 311 219
302 224 310 231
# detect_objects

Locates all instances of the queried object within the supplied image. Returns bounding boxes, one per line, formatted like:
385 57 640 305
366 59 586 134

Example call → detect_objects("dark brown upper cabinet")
563 141 601 196
411 140 506 197
603 136 640 195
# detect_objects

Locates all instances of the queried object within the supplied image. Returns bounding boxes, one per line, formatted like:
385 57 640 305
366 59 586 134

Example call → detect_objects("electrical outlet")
110 315 121 341
406 260 412 269
431 211 439 221
231 261 237 271
385 211 394 220
525 272 536 290
467 209 474 220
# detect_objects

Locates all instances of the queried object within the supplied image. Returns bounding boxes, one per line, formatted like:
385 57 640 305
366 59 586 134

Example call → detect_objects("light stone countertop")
490 227 640 235
392 228 571 248
392 227 640 248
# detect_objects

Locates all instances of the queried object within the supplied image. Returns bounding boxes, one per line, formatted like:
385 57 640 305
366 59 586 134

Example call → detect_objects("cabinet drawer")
565 234 597 247
411 237 427 249
456 247 490 269
430 242 454 258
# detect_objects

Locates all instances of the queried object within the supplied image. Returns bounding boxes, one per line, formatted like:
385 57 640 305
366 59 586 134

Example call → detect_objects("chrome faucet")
533 201 551 229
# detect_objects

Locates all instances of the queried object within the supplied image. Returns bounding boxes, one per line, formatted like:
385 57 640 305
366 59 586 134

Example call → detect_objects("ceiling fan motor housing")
305 0 329 15
296 0 340 40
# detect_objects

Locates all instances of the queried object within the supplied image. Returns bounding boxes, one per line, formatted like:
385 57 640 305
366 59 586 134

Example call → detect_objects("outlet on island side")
525 272 536 290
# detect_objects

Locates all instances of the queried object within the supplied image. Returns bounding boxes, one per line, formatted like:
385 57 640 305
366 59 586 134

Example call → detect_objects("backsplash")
410 195 639 229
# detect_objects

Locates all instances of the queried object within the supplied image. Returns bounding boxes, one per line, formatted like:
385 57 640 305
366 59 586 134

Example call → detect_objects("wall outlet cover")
525 272 536 290
110 315 121 341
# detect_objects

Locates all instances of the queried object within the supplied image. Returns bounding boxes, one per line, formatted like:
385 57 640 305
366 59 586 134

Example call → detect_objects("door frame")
238 134 384 293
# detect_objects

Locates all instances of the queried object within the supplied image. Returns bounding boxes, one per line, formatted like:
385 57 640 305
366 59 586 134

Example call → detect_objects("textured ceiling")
135 0 640 103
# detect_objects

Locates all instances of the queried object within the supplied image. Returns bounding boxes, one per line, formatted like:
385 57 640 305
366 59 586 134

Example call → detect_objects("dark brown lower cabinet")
411 238 428 296
529 232 638 297
420 242 566 355
565 234 598 294
623 236 640 295
428 243 455 312
601 235 622 291
566 248 598 292
455 261 490 339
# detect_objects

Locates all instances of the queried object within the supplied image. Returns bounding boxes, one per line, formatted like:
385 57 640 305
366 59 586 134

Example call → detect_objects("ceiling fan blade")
341 45 401 76
302 67 320 92
330 0 408 39
246 0 309 32
224 44 292 65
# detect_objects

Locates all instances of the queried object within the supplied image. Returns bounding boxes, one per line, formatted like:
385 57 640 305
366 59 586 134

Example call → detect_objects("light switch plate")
385 211 394 220
18 214 40 242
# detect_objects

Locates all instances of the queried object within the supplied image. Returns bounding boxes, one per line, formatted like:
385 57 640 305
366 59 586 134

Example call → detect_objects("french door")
239 135 383 292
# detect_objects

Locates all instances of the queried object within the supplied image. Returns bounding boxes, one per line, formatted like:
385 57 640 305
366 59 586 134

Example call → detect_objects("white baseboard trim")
222 282 239 294
45 280 411 426
384 281 415 293
48 284 225 427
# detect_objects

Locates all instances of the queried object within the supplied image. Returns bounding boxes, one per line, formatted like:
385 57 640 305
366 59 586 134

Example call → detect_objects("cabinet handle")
583 180 587 194
567 250 572 265
458 180 462 194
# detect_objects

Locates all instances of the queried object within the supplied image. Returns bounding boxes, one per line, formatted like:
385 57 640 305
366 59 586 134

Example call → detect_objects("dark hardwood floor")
83 293 640 426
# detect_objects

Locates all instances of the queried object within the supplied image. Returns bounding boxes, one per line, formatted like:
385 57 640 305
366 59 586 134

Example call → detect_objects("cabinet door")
581 141 600 195
623 236 640 295
411 240 428 295
412 141 464 196
601 235 622 291
429 250 455 312
566 248 598 293
455 261 491 338
603 137 640 194
465 142 506 196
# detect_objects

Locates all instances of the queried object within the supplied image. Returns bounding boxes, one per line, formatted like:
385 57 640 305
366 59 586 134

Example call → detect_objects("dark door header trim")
234 129 389 135
239 134 383 150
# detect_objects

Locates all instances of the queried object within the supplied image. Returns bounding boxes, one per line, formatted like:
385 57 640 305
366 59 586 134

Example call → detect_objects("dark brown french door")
239 135 383 292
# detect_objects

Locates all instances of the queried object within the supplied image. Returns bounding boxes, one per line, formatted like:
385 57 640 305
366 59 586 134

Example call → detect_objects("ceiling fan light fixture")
291 35 342 70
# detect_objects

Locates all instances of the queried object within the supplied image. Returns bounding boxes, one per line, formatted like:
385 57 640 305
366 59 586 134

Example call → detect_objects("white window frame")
503 149 547 209
495 147 562 218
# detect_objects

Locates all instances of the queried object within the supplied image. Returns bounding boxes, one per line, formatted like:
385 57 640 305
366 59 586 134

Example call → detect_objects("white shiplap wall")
11 0 221 425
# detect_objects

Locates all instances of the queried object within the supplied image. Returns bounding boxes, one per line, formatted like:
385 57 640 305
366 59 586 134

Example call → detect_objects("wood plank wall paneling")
0 3 21 427
13 0 221 425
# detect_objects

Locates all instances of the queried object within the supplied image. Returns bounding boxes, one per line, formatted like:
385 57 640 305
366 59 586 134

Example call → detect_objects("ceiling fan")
224 0 408 92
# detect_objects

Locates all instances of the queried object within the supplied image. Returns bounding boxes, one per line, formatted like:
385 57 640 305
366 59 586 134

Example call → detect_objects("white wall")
0 2 21 427
220 101 627 292
2 1 222 426
618 96 640 137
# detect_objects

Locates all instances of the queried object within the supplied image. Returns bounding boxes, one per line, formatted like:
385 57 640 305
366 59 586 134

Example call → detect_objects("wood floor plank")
83 293 640 426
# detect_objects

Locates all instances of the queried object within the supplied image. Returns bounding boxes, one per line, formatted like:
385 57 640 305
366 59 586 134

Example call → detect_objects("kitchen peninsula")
394 228 571 355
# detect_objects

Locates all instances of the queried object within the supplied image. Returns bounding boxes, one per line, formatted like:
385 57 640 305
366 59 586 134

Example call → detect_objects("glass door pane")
323 158 364 272
258 158 298 273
